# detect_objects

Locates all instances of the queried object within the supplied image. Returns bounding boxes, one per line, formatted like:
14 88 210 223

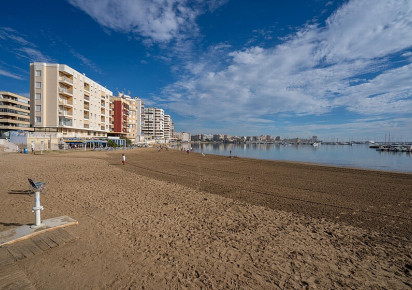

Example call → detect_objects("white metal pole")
32 191 44 227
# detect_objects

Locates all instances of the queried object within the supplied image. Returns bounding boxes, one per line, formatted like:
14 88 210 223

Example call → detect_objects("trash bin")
24 148 28 154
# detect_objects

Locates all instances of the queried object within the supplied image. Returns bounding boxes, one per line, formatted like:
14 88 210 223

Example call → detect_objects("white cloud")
18 47 53 63
161 0 412 135
67 0 226 43
69 49 102 74
0 27 53 63
0 69 24 80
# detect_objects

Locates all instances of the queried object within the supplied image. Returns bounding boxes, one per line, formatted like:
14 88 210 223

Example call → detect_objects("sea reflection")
174 143 412 173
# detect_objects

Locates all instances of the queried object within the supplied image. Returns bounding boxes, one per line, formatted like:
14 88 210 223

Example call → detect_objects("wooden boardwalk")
0 229 75 289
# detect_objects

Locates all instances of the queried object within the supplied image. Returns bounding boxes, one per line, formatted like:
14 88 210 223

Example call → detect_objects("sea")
178 143 412 173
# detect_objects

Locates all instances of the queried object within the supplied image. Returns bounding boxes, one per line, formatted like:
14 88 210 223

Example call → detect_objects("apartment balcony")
84 104 90 111
0 118 30 126
101 108 105 115
59 87 73 97
58 110 73 118
59 75 73 86
84 95 90 102
84 115 89 120
101 126 105 131
84 84 90 92
84 124 89 129
59 98 73 107
59 117 72 127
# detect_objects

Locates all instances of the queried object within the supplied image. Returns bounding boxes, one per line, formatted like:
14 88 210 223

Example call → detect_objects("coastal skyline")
1 0 412 140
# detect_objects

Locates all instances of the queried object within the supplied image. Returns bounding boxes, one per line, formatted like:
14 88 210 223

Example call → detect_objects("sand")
1 148 411 289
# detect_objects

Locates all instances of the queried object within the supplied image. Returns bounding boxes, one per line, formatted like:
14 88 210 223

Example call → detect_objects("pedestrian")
230 150 232 158
31 142 35 154
122 153 126 165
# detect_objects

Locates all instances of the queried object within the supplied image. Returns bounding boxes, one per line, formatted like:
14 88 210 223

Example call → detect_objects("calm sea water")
179 143 412 173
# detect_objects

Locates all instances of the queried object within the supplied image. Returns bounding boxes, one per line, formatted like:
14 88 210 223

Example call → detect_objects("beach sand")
1 148 411 289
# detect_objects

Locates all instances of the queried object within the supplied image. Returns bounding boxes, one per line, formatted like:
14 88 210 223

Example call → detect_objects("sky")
1 0 412 141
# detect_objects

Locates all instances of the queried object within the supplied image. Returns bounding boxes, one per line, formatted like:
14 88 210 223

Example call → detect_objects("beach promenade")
1 148 411 289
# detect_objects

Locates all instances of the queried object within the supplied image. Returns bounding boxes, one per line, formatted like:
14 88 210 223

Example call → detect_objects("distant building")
164 114 174 142
109 93 144 143
143 107 164 141
213 134 224 141
0 91 33 139
109 95 129 138
174 131 191 142
30 63 112 138
203 134 213 141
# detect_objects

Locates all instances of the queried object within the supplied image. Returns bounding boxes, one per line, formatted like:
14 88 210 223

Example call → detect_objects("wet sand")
1 148 411 288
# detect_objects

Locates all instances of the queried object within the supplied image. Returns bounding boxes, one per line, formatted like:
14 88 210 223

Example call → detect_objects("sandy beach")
1 148 411 289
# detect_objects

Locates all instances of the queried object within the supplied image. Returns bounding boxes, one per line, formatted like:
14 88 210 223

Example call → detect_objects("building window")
35 70 41 77
35 93 41 100
35 82 41 88
35 105 41 111
36 117 41 122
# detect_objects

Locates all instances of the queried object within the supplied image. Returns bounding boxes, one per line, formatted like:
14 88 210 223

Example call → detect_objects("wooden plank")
54 229 75 243
38 235 58 248
8 244 36 261
0 248 16 267
46 230 67 246
31 235 51 251
23 240 43 256
0 264 34 290
5 245 26 261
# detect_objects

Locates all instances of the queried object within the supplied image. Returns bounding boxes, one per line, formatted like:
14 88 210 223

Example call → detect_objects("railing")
84 95 90 101
59 76 73 84
59 99 73 106
59 120 72 126
58 110 72 117
59 87 73 95
84 116 89 120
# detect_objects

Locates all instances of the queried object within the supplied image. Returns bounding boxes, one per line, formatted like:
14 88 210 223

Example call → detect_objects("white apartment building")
164 114 174 141
126 95 144 142
143 107 164 141
30 63 112 138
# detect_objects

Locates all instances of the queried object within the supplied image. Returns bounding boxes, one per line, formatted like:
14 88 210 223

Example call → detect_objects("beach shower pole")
32 190 44 228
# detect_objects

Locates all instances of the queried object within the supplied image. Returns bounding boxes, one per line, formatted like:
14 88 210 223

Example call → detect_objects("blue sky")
1 0 412 141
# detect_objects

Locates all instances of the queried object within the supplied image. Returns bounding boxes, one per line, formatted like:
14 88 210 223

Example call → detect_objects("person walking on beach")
31 142 35 154
122 153 126 165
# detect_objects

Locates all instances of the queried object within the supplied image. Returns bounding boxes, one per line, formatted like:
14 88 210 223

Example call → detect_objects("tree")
107 140 118 147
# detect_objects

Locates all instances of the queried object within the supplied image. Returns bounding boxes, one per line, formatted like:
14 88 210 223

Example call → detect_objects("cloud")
67 0 226 43
0 68 24 80
160 0 412 136
69 49 102 74
18 47 53 62
0 27 53 63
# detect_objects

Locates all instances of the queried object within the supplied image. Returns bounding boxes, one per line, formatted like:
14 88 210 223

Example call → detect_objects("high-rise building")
164 114 174 141
143 107 164 141
0 91 33 138
109 95 129 137
109 93 144 142
30 63 112 138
